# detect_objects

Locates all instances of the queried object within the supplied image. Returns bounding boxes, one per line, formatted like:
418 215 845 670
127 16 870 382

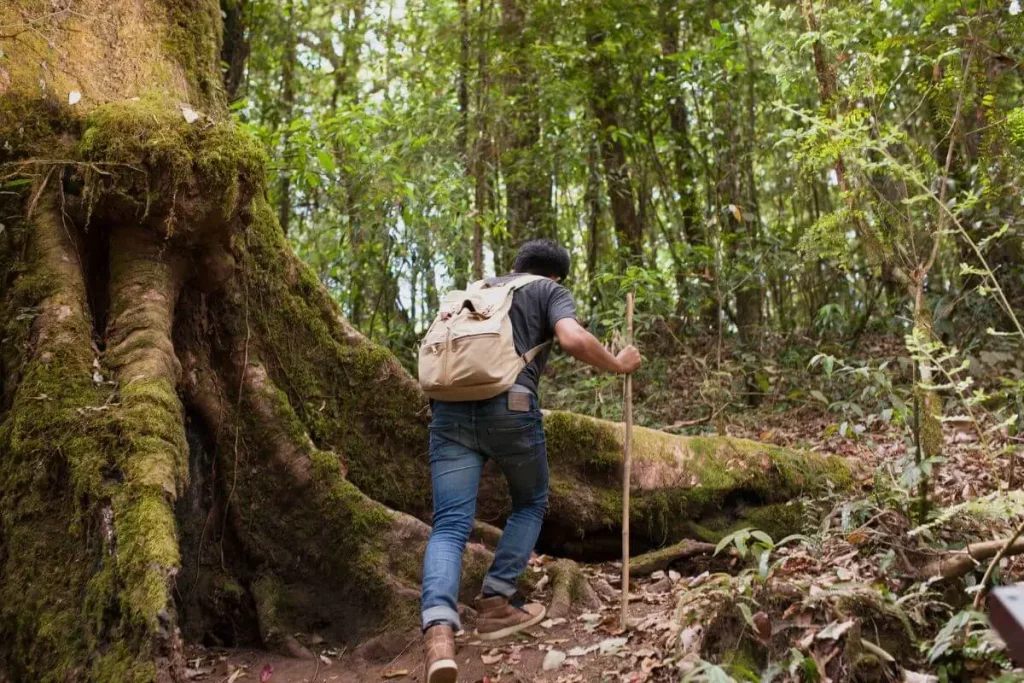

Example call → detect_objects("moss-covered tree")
0 2 848 680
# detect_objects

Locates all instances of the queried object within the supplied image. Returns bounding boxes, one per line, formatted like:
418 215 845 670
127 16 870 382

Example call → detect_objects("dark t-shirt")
485 274 578 394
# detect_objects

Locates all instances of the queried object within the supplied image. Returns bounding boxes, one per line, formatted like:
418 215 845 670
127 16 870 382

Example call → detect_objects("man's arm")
554 318 641 374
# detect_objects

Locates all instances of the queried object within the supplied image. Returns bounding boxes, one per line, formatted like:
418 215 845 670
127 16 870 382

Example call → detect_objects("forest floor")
183 334 1024 682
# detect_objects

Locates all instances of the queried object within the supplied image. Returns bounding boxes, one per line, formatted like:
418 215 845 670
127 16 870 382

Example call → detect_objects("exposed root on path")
547 559 601 619
630 539 718 577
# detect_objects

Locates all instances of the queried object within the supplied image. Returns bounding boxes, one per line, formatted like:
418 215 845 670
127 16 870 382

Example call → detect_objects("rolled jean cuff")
421 605 461 632
482 575 517 598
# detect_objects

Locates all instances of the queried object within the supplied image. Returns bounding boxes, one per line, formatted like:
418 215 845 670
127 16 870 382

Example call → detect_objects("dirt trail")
185 562 689 683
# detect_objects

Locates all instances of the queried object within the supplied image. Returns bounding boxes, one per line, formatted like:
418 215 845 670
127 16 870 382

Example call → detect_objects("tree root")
546 559 601 619
471 520 503 549
630 539 717 577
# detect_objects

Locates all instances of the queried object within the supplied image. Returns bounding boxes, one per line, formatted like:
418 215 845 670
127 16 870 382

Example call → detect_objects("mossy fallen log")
476 411 852 554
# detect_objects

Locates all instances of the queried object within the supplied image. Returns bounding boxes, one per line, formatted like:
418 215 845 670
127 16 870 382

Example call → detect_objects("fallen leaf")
816 619 855 641
568 645 599 657
678 625 703 655
752 611 772 641
259 664 274 682
542 649 566 671
226 668 246 683
599 637 628 655
481 652 504 665
318 654 332 666
381 669 409 679
541 617 567 629
68 90 81 105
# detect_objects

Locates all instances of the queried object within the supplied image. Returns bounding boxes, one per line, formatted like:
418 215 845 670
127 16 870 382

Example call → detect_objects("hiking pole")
620 291 634 630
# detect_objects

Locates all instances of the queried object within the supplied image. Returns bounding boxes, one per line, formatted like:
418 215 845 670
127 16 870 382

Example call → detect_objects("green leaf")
737 602 757 631
750 530 775 548
317 149 336 173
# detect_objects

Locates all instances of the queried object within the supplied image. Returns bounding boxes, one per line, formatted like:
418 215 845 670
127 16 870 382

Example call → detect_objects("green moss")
0 95 77 161
161 0 225 109
227 195 432 517
77 95 265 236
91 642 156 683
541 412 850 546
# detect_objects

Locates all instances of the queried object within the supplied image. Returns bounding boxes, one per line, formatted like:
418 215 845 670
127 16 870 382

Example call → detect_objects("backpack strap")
522 340 550 364
507 273 548 291
470 273 549 291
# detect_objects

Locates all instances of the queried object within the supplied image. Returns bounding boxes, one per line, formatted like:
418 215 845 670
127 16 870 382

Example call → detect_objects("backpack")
418 274 550 401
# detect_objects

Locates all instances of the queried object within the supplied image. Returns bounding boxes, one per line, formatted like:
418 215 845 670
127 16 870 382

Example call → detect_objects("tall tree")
498 0 554 268
585 6 643 262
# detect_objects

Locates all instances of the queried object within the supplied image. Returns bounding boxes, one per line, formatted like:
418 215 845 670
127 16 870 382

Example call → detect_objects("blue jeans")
420 391 549 631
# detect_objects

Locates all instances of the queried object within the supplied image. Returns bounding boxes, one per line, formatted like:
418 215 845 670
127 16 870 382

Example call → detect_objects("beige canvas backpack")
418 274 549 401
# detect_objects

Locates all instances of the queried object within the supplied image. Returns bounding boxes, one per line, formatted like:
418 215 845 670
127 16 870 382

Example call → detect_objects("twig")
973 518 1024 609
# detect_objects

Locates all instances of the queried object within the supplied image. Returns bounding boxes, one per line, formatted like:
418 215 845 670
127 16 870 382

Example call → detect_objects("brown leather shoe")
474 595 546 641
423 624 458 683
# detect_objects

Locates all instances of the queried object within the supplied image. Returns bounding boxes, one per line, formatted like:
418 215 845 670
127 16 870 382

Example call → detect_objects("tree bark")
0 2 850 679
221 0 250 102
275 0 297 237
586 12 643 262
499 0 554 263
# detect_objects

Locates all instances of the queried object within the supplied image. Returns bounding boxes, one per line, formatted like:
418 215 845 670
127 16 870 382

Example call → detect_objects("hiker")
417 239 642 683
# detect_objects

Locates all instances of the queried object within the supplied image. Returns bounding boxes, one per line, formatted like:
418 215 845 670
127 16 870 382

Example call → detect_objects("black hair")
512 239 571 280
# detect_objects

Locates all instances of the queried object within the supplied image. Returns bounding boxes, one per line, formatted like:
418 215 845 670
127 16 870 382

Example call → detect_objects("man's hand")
555 318 642 375
615 344 641 374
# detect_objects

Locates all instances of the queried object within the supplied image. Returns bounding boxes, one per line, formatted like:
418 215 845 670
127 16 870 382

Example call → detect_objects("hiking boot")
474 594 546 641
423 624 458 683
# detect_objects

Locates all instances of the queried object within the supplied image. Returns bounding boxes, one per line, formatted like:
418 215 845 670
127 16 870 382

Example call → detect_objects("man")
421 239 642 683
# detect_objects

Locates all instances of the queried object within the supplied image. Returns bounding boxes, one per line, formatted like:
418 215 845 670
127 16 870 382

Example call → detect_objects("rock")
648 577 673 593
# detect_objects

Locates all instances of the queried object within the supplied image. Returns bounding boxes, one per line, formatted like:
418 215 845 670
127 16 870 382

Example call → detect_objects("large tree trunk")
0 2 849 680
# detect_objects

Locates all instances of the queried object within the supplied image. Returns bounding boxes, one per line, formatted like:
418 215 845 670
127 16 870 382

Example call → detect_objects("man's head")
512 239 570 281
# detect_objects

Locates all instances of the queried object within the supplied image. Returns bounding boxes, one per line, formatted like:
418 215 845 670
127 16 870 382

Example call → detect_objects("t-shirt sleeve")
546 283 577 332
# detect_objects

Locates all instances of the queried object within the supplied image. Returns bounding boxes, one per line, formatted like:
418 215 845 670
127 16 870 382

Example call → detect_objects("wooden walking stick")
620 291 635 630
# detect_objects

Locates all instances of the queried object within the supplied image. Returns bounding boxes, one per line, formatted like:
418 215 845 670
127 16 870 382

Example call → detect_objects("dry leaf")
816 619 855 641
599 637 628 655
542 649 566 671
180 104 200 123
381 669 410 679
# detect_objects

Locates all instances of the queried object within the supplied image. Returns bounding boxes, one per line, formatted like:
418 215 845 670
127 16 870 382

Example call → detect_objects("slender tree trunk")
499 0 553 264
586 14 642 263
455 0 472 289
472 0 493 280
276 0 297 236
221 0 250 102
